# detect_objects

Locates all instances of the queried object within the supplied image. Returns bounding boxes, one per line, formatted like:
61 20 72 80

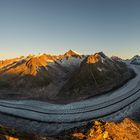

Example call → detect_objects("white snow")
97 67 103 72
101 56 105 63
56 57 83 67
71 50 81 55
45 67 48 71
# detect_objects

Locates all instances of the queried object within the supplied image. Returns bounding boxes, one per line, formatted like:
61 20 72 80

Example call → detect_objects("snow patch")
56 56 84 68
101 56 105 64
97 67 103 72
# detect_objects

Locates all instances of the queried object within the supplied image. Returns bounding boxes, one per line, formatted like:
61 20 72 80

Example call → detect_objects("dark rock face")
0 135 6 140
111 56 122 61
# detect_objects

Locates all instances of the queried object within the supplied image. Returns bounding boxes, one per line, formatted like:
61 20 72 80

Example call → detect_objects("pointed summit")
64 50 80 57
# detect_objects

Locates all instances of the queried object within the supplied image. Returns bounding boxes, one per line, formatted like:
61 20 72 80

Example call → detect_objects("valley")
0 52 139 136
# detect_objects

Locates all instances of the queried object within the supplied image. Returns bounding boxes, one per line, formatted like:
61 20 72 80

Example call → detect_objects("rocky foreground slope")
0 50 134 103
57 118 140 140
0 118 140 140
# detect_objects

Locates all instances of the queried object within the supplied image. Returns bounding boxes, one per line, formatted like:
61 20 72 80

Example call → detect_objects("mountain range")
0 50 134 103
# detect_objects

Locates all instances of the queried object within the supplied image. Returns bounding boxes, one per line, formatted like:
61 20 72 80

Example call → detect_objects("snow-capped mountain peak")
64 50 80 57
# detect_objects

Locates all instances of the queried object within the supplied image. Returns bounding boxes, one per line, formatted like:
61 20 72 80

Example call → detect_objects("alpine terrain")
0 50 134 103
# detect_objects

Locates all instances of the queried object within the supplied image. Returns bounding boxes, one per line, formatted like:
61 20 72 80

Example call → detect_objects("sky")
0 0 140 59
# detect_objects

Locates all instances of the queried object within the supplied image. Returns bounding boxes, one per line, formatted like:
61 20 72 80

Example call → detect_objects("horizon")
0 0 140 59
0 49 136 61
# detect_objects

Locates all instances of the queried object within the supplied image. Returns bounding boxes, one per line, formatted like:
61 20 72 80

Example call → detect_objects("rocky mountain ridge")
0 118 140 140
0 50 134 103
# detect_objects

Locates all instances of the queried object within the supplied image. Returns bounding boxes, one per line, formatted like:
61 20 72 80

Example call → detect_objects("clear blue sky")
0 0 140 59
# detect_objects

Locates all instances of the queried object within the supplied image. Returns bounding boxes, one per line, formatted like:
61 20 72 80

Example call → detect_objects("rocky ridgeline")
58 118 140 140
0 50 134 103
